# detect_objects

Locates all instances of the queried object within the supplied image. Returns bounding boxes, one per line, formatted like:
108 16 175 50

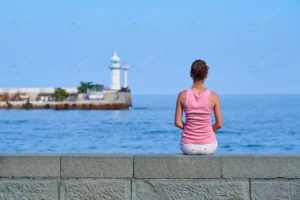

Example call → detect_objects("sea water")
1 94 300 154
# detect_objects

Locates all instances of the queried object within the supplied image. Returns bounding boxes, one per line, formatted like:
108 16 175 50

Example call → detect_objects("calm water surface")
1 95 300 154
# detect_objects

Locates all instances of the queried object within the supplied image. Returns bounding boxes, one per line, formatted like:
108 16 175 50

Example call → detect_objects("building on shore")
0 52 132 110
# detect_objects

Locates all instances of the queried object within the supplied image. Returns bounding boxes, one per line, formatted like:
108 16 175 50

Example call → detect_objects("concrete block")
134 154 221 178
0 154 60 178
133 179 249 200
251 179 300 200
61 154 133 178
0 179 58 200
222 155 300 178
60 179 131 200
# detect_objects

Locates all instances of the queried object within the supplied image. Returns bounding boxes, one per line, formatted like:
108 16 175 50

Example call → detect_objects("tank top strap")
204 89 211 97
185 89 191 105
204 90 212 109
187 89 193 94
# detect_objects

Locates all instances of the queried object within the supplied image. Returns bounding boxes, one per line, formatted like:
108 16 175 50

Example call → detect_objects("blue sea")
1 95 300 154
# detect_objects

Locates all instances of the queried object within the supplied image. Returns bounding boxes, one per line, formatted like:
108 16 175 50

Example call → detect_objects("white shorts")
180 140 218 155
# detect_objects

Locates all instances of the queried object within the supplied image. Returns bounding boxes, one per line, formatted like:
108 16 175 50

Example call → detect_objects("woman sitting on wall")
174 59 222 155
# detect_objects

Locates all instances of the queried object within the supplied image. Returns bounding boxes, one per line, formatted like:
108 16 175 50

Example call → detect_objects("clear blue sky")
0 0 299 94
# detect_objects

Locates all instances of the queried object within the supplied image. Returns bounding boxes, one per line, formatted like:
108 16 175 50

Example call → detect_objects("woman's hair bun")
190 60 209 80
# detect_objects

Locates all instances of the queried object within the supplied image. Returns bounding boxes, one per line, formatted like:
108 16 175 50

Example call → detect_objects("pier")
0 92 132 110
0 100 131 110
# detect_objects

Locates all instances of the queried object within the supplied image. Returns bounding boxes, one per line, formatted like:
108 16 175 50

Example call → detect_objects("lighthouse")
122 62 129 88
109 52 121 90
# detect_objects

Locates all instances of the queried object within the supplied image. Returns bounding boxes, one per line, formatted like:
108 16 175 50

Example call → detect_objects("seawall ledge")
1 154 300 179
2 154 300 199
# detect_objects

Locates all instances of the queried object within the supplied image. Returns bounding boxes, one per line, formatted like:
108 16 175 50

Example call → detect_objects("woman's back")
174 59 222 154
181 88 216 144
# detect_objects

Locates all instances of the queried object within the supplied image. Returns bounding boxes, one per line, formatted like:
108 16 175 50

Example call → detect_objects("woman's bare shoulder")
178 90 186 98
210 91 220 102
177 90 187 102
178 90 187 96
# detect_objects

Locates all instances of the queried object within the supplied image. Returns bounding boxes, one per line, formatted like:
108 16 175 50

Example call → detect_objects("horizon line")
131 93 300 95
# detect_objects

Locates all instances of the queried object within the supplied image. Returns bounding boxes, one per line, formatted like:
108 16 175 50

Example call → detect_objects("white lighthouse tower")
109 52 121 90
122 62 129 88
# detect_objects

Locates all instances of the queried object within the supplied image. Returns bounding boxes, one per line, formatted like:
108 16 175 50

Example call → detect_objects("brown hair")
190 59 209 80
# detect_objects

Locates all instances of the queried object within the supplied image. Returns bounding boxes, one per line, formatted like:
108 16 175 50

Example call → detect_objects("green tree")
77 81 94 93
51 88 69 101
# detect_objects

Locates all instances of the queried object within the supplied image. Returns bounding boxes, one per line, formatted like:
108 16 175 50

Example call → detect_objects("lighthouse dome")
111 52 120 62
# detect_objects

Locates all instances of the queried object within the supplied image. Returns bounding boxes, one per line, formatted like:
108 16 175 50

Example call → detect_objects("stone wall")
1 154 300 199
118 91 132 107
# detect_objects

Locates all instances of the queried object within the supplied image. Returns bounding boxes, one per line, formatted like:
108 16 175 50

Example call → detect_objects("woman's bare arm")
174 91 186 129
211 92 222 132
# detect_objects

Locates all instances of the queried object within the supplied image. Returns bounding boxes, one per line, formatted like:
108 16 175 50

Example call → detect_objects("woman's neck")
192 80 205 89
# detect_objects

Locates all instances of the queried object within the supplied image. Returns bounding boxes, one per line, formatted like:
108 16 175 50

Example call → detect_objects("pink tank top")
181 89 216 144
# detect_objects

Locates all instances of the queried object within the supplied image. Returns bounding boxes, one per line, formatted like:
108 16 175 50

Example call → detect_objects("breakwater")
0 92 132 110
1 154 300 199
0 101 131 110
